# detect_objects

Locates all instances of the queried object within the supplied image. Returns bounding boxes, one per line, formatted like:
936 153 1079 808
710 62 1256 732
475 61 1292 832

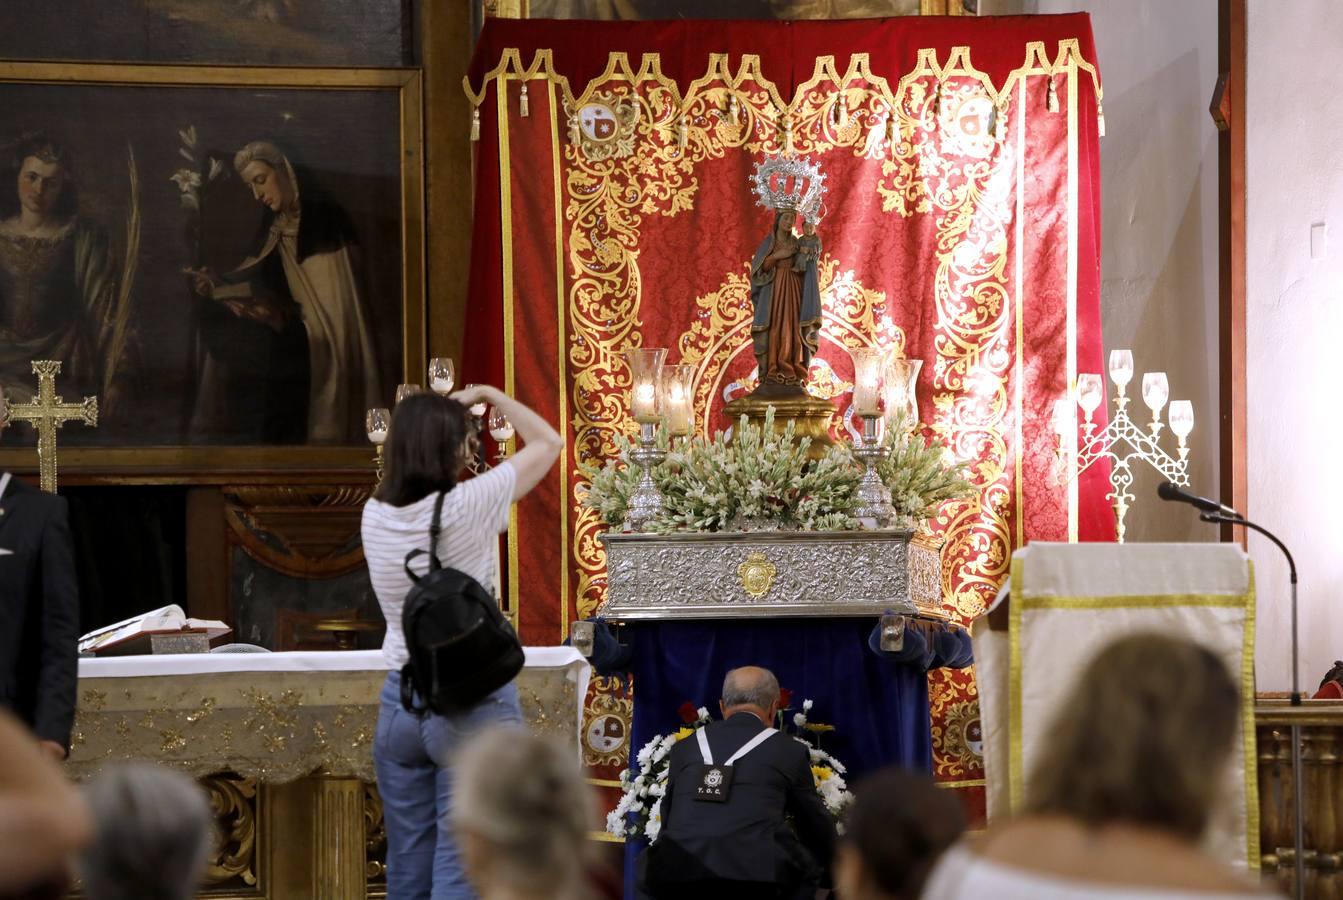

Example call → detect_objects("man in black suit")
0 391 80 761
639 666 837 899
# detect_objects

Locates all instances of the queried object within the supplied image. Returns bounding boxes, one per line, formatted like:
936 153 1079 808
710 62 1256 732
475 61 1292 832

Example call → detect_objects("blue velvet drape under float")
615 616 971 898
628 618 939 776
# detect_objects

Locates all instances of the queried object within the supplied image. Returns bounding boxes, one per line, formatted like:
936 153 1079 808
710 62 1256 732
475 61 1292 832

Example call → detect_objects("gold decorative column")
265 775 368 900
314 775 368 899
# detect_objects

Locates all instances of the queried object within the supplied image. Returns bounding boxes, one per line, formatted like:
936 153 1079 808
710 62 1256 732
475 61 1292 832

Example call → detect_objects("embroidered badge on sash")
694 763 734 803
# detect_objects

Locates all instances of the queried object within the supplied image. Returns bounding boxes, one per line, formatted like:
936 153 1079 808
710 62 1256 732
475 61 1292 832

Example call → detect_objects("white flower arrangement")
583 407 972 534
584 409 861 534
606 709 710 843
878 410 976 528
606 697 853 841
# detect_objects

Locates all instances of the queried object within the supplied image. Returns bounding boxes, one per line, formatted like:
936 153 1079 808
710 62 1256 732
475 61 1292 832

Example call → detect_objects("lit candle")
365 407 390 445
1168 400 1194 441
623 347 668 424
1108 349 1134 389
428 357 455 395
849 347 888 416
1142 372 1169 414
463 384 487 417
634 382 657 418
1052 396 1074 437
1076 374 1104 420
660 364 694 436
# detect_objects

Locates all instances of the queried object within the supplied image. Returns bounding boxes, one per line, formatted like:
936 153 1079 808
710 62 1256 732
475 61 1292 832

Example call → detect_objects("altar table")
68 648 589 900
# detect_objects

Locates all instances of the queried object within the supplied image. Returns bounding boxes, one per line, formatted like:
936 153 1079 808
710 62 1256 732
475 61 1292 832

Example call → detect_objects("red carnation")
778 688 793 709
678 702 698 724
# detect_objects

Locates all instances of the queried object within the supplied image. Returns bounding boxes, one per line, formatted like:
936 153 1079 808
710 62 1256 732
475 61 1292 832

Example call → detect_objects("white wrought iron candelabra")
1055 350 1195 542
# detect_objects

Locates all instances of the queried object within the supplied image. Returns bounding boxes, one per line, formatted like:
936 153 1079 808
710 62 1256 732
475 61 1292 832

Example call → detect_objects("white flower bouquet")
605 697 853 842
582 407 972 534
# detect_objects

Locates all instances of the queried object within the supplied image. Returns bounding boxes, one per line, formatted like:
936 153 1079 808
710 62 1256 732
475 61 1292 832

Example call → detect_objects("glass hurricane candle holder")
365 407 390 445
1168 399 1194 459
395 383 422 405
661 364 695 438
882 356 922 431
1052 396 1074 439
1142 372 1169 436
463 384 488 417
1058 361 1195 544
428 358 455 395
848 346 889 416
365 407 390 483
624 348 668 424
1108 349 1135 396
487 408 515 459
621 348 669 531
1076 373 1104 436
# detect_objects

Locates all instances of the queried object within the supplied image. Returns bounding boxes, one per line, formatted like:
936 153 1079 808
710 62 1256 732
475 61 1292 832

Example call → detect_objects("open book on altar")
78 605 231 656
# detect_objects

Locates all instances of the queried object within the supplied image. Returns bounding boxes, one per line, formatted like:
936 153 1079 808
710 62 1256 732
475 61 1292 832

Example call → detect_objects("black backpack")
399 491 524 716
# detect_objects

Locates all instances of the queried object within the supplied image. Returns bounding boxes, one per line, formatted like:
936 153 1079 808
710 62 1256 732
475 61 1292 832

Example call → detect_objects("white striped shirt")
362 462 517 669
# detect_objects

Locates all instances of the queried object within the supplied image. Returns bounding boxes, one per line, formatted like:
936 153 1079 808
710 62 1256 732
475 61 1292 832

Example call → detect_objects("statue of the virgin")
726 155 835 454
744 155 825 396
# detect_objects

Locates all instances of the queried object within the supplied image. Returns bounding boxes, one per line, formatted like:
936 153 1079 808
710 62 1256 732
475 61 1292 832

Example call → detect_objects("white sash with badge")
692 725 777 803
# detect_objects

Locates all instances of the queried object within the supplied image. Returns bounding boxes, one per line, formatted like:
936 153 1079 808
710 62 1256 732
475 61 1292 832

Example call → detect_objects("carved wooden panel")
223 485 372 579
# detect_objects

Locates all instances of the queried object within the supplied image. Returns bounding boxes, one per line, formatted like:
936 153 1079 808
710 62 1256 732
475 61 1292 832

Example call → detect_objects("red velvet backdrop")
464 14 1113 808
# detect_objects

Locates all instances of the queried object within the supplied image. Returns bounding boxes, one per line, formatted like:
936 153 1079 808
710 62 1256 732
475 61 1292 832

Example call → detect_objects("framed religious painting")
0 1 416 67
478 0 974 20
0 62 424 477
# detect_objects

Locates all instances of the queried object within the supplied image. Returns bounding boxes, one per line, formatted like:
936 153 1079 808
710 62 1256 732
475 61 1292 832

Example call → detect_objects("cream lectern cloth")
972 543 1258 871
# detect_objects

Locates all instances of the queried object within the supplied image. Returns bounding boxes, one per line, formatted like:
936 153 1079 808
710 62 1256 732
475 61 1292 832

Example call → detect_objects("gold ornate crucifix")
2 360 98 493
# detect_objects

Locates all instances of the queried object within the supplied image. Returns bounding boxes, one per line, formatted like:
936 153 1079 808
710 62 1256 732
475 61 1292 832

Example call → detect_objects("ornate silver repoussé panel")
598 530 941 620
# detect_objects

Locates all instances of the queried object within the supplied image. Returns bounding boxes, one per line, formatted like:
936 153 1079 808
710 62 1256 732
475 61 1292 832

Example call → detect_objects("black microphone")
1156 481 1240 517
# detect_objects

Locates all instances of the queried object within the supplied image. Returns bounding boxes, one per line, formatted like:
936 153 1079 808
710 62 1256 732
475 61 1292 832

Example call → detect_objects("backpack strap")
399 663 424 714
403 491 448 582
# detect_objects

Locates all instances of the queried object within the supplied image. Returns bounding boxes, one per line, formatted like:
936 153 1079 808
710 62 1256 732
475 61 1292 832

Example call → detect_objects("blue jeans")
374 671 523 900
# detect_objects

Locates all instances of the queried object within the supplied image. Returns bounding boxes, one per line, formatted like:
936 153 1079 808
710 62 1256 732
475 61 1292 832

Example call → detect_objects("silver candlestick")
623 421 666 532
852 413 895 527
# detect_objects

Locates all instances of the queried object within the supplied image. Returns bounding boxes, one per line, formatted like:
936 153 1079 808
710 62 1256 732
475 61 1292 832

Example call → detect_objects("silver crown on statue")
751 154 826 221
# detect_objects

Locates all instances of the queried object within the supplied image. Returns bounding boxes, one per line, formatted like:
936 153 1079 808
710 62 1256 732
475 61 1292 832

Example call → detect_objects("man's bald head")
720 666 781 722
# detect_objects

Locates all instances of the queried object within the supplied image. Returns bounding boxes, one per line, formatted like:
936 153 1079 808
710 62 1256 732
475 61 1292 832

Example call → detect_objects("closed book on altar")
79 605 231 656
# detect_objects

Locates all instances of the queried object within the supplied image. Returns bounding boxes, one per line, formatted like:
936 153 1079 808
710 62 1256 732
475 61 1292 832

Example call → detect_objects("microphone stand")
1200 511 1304 899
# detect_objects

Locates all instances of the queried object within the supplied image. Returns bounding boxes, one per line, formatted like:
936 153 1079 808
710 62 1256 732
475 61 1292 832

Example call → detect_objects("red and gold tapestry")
463 15 1114 814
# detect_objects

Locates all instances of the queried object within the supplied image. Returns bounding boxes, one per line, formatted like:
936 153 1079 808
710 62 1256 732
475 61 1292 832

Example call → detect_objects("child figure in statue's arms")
793 217 821 271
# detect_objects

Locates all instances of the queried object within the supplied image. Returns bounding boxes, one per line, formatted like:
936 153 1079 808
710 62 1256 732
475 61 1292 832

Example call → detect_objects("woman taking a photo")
362 385 562 900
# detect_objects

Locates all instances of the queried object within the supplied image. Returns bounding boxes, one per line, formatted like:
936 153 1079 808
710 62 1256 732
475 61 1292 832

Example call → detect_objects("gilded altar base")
67 654 588 899
722 387 837 460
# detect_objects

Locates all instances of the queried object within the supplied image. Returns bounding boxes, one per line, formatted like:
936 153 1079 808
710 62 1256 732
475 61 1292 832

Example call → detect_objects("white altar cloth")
80 647 584 678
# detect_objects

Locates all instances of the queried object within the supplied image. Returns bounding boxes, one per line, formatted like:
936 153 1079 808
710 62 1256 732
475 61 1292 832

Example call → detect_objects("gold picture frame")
0 62 424 481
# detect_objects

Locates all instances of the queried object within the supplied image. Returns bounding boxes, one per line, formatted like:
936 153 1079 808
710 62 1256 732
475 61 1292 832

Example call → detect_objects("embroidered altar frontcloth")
68 648 590 782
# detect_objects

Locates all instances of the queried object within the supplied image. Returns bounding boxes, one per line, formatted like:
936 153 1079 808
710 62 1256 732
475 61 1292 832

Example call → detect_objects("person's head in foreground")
719 665 781 723
78 763 214 900
1028 631 1239 838
452 727 595 900
920 632 1261 899
835 768 966 900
